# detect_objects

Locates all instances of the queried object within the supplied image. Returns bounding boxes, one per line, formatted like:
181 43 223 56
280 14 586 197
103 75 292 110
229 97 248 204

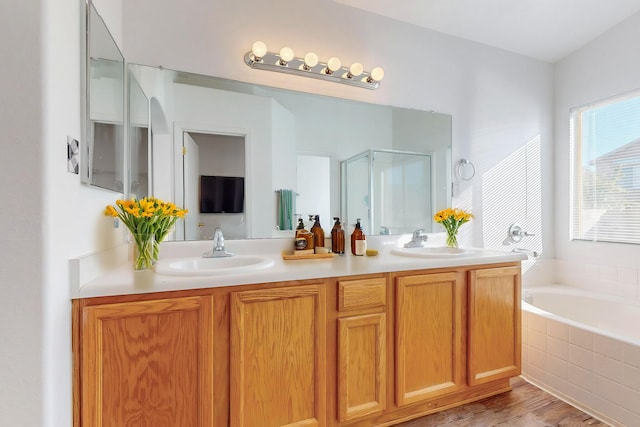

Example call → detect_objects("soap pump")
310 215 325 249
350 218 366 256
331 217 345 254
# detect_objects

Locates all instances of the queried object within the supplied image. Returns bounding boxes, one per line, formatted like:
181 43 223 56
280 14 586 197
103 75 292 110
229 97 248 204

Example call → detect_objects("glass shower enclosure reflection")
341 149 434 235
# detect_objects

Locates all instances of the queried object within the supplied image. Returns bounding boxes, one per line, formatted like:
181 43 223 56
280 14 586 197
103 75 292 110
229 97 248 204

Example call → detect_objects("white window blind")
570 92 640 244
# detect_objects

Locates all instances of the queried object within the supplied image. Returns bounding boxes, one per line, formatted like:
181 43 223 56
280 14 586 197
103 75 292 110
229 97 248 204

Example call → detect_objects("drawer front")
338 277 386 311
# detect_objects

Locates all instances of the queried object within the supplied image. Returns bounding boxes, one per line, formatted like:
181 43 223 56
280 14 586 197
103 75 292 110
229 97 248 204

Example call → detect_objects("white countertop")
71 236 527 299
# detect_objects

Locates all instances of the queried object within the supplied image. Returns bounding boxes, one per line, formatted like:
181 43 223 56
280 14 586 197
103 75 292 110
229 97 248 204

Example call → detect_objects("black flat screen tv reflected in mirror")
200 175 245 213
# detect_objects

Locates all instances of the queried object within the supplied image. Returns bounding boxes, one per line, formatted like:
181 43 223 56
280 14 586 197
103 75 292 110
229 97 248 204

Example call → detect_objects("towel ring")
456 159 475 181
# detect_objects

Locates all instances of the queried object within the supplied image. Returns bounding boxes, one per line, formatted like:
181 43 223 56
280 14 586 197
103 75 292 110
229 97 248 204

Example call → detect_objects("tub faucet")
404 229 428 248
203 228 234 258
512 248 539 258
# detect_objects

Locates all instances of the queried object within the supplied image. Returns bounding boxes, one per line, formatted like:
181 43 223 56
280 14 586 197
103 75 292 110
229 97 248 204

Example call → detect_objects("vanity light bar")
244 41 384 90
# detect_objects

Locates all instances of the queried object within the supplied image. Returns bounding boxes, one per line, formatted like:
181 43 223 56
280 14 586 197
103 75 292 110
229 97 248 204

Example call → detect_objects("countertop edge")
71 239 527 299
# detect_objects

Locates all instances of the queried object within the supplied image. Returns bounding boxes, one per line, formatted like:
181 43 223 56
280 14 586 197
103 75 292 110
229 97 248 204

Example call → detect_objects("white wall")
270 102 296 193
297 155 332 235
0 0 124 425
93 0 123 49
0 1 44 425
554 11 640 295
196 134 244 176
123 0 554 251
42 1 127 426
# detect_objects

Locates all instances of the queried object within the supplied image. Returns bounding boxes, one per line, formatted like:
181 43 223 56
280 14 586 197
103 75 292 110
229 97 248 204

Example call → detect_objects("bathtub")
521 285 640 427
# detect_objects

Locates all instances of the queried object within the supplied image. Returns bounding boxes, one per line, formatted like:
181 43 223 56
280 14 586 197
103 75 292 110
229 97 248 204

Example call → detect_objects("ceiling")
334 0 640 62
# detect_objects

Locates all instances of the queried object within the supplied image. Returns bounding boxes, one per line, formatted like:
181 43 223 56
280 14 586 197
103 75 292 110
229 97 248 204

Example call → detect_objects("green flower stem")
446 231 458 248
440 218 468 248
132 233 156 270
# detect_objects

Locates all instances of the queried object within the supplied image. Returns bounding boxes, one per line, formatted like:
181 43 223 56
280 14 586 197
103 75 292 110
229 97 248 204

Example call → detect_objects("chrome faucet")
404 229 428 248
512 248 539 258
203 228 234 258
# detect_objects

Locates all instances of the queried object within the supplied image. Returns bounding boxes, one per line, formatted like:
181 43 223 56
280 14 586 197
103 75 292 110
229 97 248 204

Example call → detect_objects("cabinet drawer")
338 277 386 311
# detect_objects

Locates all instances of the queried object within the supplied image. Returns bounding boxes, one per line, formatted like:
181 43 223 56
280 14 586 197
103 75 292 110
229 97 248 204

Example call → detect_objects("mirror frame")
81 1 126 193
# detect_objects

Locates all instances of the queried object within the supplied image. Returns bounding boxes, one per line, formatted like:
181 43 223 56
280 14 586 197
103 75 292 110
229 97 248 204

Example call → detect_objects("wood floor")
395 377 607 427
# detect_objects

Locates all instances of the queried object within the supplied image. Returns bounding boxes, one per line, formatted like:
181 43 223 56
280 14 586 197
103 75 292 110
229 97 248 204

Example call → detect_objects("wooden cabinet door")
337 312 386 422
81 295 214 427
395 272 464 406
468 266 521 386
230 284 326 427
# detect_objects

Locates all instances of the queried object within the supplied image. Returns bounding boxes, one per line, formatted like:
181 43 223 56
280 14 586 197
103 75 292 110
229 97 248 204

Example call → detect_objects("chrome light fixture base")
244 51 381 90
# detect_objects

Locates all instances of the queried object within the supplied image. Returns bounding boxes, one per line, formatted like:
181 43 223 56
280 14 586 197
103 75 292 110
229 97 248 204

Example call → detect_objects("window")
570 92 640 244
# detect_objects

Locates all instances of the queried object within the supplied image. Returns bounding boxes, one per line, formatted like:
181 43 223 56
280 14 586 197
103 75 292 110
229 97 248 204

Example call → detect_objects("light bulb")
303 52 318 68
326 57 342 74
251 41 267 59
368 66 385 82
348 62 363 78
279 46 294 63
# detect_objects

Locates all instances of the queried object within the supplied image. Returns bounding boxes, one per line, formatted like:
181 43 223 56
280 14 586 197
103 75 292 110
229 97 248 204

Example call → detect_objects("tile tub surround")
522 287 640 427
523 258 640 303
555 259 640 302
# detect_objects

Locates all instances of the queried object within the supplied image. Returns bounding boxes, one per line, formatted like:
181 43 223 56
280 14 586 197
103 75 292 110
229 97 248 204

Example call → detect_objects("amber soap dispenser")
331 217 345 254
310 215 325 249
350 218 366 256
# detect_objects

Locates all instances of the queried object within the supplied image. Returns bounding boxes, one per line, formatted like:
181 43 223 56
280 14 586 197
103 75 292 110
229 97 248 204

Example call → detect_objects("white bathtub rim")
522 284 640 347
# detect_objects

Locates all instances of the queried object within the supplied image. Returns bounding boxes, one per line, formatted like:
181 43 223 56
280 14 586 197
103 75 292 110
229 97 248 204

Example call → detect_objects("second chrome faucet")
404 229 428 248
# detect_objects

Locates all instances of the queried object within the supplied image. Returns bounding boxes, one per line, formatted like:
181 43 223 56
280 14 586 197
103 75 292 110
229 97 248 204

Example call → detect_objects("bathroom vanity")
72 241 523 427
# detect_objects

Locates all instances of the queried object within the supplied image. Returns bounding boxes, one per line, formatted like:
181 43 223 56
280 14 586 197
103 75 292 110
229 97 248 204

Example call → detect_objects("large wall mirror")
129 64 452 240
81 2 125 192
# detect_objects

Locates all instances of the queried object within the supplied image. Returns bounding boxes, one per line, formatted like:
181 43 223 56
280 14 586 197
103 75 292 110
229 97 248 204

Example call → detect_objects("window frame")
570 89 640 245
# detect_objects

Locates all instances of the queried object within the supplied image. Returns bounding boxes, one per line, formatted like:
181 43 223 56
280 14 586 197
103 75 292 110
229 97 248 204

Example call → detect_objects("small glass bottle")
310 215 325 249
350 218 367 256
331 217 345 254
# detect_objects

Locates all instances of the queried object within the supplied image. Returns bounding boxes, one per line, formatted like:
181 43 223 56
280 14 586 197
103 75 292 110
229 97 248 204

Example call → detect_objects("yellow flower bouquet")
105 197 188 270
433 208 473 248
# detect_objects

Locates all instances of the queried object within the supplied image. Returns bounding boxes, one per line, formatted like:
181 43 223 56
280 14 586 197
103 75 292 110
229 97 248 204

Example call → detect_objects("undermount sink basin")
390 246 472 258
155 255 275 276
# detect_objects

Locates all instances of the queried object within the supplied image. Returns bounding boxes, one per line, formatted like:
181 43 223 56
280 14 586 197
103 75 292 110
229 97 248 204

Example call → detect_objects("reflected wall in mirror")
128 64 452 240
128 72 149 198
82 2 125 192
296 155 331 235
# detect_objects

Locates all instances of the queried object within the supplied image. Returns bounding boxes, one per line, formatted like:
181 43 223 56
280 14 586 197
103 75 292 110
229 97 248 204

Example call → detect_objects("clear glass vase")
131 233 158 270
446 231 458 248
